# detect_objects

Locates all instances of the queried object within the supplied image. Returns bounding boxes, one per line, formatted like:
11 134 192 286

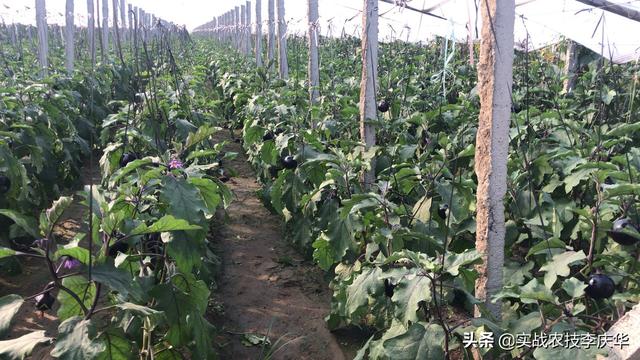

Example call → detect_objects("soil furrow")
210 134 348 360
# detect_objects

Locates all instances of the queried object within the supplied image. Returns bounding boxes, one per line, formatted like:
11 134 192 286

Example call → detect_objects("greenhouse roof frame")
192 0 640 63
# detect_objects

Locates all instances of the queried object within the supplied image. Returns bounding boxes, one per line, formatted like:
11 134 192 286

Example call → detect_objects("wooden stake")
127 3 133 49
563 40 578 94
241 5 247 54
120 0 126 42
112 0 124 63
359 0 378 189
87 0 96 66
102 0 109 62
246 1 252 56
267 0 275 66
474 0 515 321
255 0 262 67
35 0 48 77
235 6 240 51
276 0 288 79
65 0 74 73
308 0 320 125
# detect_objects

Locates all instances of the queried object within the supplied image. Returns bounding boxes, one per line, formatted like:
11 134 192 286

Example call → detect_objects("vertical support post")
9 23 17 47
255 0 262 67
65 0 74 73
228 11 233 44
35 0 48 77
308 0 320 126
139 8 146 42
128 3 133 45
221 13 225 42
241 5 247 55
27 25 34 52
223 13 227 42
112 0 123 62
246 1 252 56
222 15 226 41
473 0 514 321
120 0 126 42
102 0 109 61
87 0 96 66
359 0 377 188
235 6 240 51
267 0 275 67
276 0 288 79
222 13 226 43
563 40 578 94
150 14 156 40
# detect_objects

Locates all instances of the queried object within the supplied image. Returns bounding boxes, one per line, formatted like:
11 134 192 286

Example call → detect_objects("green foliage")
0 28 230 359
209 35 640 359
0 331 52 359
0 295 23 337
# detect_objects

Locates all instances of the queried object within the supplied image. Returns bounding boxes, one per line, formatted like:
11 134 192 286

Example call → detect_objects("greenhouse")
0 0 639 359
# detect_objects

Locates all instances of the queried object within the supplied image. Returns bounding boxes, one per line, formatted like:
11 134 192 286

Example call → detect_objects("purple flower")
168 158 184 170
62 257 81 270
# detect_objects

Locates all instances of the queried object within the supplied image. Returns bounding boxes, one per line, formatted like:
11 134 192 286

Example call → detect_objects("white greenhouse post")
220 13 227 42
222 12 227 43
228 10 232 46
267 0 275 67
230 10 234 44
35 0 48 77
235 7 240 51
308 0 320 127
220 13 224 41
112 0 122 61
227 11 231 45
224 12 228 43
65 0 74 73
11 24 18 47
359 0 378 189
563 40 578 94
27 26 34 51
255 0 262 67
139 9 146 42
151 14 156 40
102 0 109 61
473 0 515 321
87 0 96 66
241 5 247 55
120 0 126 42
128 4 133 44
276 0 288 79
246 1 252 56
9 24 16 47
213 17 217 40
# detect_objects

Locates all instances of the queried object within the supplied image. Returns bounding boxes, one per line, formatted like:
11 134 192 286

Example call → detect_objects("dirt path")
210 134 351 360
0 157 101 359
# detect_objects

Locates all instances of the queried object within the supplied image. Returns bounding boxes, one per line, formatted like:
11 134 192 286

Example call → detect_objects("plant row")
0 29 232 359
200 35 640 359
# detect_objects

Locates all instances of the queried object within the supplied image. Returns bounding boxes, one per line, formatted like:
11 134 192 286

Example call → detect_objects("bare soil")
210 132 359 360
